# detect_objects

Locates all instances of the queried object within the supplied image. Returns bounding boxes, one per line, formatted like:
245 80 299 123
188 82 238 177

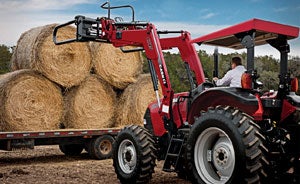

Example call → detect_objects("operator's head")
231 56 242 69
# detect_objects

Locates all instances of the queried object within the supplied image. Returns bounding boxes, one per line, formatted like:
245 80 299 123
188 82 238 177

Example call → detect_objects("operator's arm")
215 70 233 86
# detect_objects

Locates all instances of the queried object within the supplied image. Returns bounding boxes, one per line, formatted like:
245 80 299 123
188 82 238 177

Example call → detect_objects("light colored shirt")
216 65 246 87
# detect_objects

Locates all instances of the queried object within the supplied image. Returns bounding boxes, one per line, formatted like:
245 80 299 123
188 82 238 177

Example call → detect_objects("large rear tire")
113 125 156 184
186 106 266 184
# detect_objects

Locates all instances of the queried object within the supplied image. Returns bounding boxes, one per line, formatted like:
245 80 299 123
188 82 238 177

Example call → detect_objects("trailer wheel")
59 144 83 156
186 106 266 184
88 135 114 160
113 125 156 184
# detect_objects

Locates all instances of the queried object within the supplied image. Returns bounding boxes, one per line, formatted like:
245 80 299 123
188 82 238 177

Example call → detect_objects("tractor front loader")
53 2 300 184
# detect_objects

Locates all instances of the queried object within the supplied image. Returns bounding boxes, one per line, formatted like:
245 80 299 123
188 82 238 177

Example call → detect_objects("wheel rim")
194 127 235 184
118 139 137 174
99 140 112 155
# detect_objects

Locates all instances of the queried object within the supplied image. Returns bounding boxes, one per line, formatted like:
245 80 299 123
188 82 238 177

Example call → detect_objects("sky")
0 0 299 58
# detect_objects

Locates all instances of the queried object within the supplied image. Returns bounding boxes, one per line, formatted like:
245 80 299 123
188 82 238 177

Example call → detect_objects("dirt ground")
0 146 190 184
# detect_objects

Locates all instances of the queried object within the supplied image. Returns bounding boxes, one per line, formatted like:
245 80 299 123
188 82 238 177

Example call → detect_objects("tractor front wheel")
113 125 156 184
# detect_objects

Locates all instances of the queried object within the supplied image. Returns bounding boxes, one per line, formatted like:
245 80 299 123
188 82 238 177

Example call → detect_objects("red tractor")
53 2 300 183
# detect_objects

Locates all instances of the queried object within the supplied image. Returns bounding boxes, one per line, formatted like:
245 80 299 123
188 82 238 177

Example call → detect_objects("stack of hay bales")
0 70 63 131
1 23 160 132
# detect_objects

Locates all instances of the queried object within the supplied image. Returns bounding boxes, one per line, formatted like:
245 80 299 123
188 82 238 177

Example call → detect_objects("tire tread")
113 125 156 184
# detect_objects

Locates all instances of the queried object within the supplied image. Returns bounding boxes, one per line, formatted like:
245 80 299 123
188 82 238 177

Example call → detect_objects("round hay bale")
115 74 162 127
63 75 116 129
11 24 91 88
0 70 63 132
90 42 143 89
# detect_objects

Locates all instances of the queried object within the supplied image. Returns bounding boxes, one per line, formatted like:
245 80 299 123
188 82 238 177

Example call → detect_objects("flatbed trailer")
0 128 120 160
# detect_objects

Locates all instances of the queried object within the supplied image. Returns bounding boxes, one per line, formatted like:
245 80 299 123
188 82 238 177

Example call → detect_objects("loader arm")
159 32 206 85
106 21 175 118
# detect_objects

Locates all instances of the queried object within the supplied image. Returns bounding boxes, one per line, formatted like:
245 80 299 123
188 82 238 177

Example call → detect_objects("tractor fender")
188 87 259 124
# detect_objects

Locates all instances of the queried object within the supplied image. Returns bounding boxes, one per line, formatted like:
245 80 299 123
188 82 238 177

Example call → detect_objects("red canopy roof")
192 18 299 49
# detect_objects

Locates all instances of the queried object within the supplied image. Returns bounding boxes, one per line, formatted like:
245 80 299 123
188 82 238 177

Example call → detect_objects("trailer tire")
113 125 156 184
59 144 83 156
88 135 114 160
186 106 266 184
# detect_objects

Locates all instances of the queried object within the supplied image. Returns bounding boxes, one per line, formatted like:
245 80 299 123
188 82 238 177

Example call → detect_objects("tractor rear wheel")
186 106 266 184
113 125 156 184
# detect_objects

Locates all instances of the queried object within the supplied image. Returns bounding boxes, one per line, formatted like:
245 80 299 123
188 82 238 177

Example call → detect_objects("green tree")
253 55 280 92
142 51 190 93
255 55 279 74
259 70 279 91
198 50 213 79
164 52 190 93
0 44 12 74
289 56 300 78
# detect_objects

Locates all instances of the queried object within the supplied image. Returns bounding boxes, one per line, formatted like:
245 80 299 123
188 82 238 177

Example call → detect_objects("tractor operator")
213 56 246 87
